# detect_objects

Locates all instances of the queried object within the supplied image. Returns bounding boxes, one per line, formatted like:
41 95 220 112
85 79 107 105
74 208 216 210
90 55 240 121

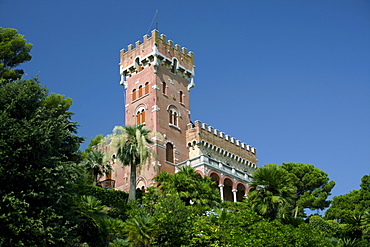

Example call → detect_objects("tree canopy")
281 162 335 216
0 78 84 246
105 125 154 201
0 27 32 81
325 174 370 222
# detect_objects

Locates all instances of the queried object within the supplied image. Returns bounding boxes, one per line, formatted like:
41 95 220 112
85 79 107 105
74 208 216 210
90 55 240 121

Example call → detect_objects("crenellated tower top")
119 30 195 90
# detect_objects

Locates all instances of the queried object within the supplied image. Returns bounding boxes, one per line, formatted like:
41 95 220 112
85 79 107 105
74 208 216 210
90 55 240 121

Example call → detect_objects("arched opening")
210 173 220 190
224 178 233 202
171 58 178 74
132 89 136 101
166 143 174 163
162 82 166 94
168 106 179 127
138 85 143 98
136 108 145 125
173 112 177 126
179 91 183 103
145 82 149 94
135 57 143 72
237 183 246 202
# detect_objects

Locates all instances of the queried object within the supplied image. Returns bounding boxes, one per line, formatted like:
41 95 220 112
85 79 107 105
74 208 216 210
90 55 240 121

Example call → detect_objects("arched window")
138 85 143 98
166 143 174 163
136 108 145 125
168 106 179 127
179 91 183 103
171 58 178 74
162 82 166 94
135 57 143 72
132 89 136 101
145 82 149 94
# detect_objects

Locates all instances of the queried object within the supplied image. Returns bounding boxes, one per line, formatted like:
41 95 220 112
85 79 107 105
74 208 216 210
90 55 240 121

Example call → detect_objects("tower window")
132 89 136 101
145 82 149 94
162 82 167 94
166 143 174 163
168 106 179 127
173 112 177 126
136 108 146 125
135 57 143 72
179 91 183 103
171 58 178 74
138 85 143 98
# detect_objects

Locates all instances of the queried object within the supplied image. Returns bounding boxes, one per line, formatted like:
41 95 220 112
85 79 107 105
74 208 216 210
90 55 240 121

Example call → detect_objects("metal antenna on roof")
156 9 158 30
146 10 158 34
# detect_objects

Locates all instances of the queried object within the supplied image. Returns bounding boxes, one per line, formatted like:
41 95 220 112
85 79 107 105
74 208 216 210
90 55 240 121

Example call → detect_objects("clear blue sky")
1 0 369 200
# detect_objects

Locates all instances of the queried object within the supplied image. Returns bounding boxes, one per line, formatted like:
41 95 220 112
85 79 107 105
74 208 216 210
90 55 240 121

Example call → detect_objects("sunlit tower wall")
117 30 195 190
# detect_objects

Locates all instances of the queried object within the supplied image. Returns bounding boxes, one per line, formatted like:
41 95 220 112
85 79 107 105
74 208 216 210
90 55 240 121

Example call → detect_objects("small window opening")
166 143 174 163
171 59 178 74
135 57 143 72
162 82 166 94
139 85 143 98
145 82 149 94
132 89 136 101
179 91 183 103
137 109 145 125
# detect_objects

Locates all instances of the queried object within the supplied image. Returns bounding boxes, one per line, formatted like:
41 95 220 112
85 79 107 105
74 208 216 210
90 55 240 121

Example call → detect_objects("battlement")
119 30 195 79
120 30 194 59
187 120 257 154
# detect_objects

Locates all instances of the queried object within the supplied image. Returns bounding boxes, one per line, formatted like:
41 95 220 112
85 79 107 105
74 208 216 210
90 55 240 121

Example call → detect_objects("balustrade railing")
177 155 252 182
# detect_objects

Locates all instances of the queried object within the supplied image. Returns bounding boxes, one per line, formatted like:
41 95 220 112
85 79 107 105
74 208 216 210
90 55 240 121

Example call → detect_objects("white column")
232 189 238 202
218 184 224 202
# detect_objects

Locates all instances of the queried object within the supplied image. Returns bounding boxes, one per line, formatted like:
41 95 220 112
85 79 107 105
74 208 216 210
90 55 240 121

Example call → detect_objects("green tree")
0 27 32 81
0 79 83 246
124 215 158 247
106 125 153 202
82 149 112 186
75 195 126 246
154 166 221 207
281 162 335 217
325 174 370 245
247 164 296 221
325 175 370 222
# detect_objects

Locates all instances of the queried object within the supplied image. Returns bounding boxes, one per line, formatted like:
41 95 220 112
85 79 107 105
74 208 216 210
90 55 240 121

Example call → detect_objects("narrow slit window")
132 89 136 101
169 110 173 124
179 91 183 103
173 112 177 126
139 86 143 98
135 57 143 72
145 82 149 94
162 82 166 94
171 59 178 74
166 143 174 163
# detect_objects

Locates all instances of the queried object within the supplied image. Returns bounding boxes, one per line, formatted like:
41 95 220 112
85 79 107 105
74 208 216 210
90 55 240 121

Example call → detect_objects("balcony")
176 155 253 184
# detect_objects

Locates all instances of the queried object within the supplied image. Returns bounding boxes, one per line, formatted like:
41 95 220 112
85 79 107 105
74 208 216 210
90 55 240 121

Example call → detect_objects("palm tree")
83 150 112 186
154 166 220 206
107 125 153 202
247 164 296 221
124 215 158 247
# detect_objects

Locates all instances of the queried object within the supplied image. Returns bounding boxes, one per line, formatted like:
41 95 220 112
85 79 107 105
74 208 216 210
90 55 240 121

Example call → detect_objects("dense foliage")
1 27 368 246
0 27 32 81
0 78 83 246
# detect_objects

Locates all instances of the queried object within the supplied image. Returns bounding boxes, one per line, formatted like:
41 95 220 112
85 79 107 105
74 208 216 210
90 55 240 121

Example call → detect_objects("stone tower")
116 30 195 190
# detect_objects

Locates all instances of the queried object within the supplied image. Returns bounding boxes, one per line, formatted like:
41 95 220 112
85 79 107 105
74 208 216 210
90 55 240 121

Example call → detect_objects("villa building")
100 30 257 202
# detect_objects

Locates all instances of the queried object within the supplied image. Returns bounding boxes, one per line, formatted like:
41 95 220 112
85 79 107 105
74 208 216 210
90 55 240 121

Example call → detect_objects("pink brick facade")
100 30 257 201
